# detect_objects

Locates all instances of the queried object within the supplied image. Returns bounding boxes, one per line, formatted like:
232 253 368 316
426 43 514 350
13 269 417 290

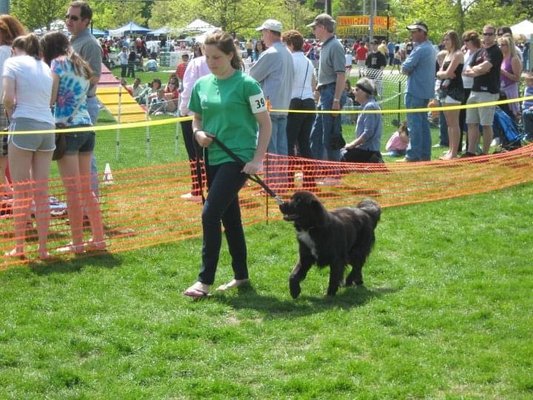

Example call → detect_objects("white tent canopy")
511 19 533 39
184 18 217 32
109 21 151 37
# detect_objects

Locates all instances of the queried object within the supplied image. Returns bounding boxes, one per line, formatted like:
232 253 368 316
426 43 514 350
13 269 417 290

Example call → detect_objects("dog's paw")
289 279 301 299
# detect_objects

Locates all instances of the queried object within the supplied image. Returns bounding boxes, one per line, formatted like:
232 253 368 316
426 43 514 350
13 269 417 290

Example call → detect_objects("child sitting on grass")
384 121 409 157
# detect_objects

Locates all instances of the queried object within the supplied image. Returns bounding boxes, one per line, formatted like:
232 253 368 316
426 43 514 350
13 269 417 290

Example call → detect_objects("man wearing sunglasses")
463 24 503 156
66 1 102 194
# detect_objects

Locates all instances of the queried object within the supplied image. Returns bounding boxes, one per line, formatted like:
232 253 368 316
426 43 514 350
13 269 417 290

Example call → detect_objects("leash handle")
208 135 284 205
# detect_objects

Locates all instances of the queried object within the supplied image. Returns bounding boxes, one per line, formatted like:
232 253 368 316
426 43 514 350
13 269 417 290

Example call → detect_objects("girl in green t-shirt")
184 31 272 298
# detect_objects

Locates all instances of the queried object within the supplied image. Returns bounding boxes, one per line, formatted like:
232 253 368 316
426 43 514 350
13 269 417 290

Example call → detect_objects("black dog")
279 191 381 298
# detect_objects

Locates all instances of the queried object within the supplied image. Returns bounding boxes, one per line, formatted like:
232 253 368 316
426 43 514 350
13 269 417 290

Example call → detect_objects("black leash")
196 135 284 206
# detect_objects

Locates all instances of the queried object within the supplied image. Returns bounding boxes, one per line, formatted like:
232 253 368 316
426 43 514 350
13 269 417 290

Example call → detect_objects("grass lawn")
1 182 532 398
3 68 530 398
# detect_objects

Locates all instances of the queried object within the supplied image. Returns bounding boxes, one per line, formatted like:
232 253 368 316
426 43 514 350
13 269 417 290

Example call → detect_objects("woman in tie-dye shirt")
41 31 105 254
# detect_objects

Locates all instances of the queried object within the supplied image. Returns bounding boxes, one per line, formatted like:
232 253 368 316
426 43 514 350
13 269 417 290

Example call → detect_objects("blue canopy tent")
149 27 172 36
91 28 107 38
109 22 151 37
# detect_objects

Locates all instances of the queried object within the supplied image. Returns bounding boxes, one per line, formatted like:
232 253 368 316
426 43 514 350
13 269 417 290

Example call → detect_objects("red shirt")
176 62 188 81
356 46 368 61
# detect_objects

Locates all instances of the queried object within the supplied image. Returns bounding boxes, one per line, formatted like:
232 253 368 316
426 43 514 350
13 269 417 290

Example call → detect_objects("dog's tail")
357 199 381 227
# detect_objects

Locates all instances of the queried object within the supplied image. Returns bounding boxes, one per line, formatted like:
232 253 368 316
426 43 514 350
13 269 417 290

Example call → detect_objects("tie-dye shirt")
51 56 91 126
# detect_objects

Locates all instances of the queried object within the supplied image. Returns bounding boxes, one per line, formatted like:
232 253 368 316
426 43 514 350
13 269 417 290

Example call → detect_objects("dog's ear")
311 199 327 227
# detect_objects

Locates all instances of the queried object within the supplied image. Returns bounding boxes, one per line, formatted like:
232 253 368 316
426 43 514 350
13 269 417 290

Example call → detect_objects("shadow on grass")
215 284 398 319
28 252 122 275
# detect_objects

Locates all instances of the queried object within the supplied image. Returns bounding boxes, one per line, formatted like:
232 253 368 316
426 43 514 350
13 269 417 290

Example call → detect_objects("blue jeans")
266 114 288 189
405 93 431 161
199 162 249 285
268 114 288 155
87 96 100 196
310 84 346 161
438 103 449 146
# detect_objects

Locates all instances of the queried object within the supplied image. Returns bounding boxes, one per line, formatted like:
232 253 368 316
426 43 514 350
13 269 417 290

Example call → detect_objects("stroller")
492 106 523 152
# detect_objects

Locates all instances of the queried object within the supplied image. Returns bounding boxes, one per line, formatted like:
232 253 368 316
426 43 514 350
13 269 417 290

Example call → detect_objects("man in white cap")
307 13 346 162
249 19 294 157
400 21 436 162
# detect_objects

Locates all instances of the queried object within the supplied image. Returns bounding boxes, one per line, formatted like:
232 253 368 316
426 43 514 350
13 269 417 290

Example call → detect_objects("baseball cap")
307 14 336 30
256 19 283 33
406 21 428 33
355 78 376 96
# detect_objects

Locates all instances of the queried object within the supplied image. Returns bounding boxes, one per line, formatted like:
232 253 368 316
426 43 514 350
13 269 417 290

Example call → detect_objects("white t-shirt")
0 45 12 102
290 51 315 100
3 55 54 124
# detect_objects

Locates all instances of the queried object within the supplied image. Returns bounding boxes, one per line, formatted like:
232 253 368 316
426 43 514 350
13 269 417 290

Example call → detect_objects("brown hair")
0 15 26 46
462 30 481 48
69 1 93 21
41 31 92 79
12 33 41 58
282 30 304 52
204 31 242 71
444 30 461 52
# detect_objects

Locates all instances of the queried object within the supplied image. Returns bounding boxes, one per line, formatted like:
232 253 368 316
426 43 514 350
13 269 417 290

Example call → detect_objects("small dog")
279 191 381 298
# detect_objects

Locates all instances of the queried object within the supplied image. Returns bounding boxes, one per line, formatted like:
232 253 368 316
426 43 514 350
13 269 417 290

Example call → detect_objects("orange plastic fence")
1 143 532 268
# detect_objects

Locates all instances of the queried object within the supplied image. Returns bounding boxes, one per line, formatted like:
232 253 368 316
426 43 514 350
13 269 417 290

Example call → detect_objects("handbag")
53 123 67 161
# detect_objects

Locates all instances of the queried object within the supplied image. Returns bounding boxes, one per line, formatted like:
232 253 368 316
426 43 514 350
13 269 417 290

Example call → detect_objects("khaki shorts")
465 91 499 126
8 118 55 152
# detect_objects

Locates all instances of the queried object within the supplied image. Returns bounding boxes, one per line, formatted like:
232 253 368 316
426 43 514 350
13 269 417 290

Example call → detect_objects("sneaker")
395 157 417 162
216 279 250 291
180 192 202 202
460 152 477 158
317 177 342 186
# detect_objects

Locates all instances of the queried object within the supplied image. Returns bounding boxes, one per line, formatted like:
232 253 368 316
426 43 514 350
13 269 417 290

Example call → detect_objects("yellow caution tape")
6 95 533 134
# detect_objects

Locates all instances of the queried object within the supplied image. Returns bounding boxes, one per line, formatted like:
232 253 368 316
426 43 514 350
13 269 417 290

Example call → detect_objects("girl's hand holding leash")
193 130 213 147
242 160 262 175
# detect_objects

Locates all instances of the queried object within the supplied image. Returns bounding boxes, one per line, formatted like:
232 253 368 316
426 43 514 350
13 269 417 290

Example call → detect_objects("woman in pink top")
498 35 522 118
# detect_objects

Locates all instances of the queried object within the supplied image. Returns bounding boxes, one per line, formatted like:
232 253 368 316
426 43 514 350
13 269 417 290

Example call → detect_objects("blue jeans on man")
266 114 288 189
405 93 432 161
310 84 346 161
87 96 100 196
268 114 288 155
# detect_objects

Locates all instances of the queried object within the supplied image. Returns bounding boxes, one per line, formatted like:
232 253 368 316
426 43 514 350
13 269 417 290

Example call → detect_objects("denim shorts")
64 129 96 154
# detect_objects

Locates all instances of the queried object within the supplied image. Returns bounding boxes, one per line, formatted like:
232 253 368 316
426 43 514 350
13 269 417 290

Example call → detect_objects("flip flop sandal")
184 282 210 298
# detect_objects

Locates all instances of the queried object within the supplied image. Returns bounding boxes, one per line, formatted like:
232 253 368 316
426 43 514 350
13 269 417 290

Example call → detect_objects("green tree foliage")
11 0 70 30
392 0 530 43
91 0 146 30
150 0 315 38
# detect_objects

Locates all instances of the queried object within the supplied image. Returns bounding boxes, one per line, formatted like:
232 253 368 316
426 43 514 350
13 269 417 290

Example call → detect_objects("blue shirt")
402 40 436 99
52 56 91 126
355 99 382 152
249 41 294 116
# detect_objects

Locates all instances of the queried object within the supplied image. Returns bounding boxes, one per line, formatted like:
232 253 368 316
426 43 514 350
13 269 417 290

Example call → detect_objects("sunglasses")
65 14 80 21
482 32 495 36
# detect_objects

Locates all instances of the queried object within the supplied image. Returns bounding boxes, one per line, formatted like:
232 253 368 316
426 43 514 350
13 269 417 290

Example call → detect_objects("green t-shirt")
189 70 266 165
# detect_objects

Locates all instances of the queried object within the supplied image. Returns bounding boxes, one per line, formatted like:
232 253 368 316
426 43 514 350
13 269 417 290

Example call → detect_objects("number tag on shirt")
249 93 267 114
